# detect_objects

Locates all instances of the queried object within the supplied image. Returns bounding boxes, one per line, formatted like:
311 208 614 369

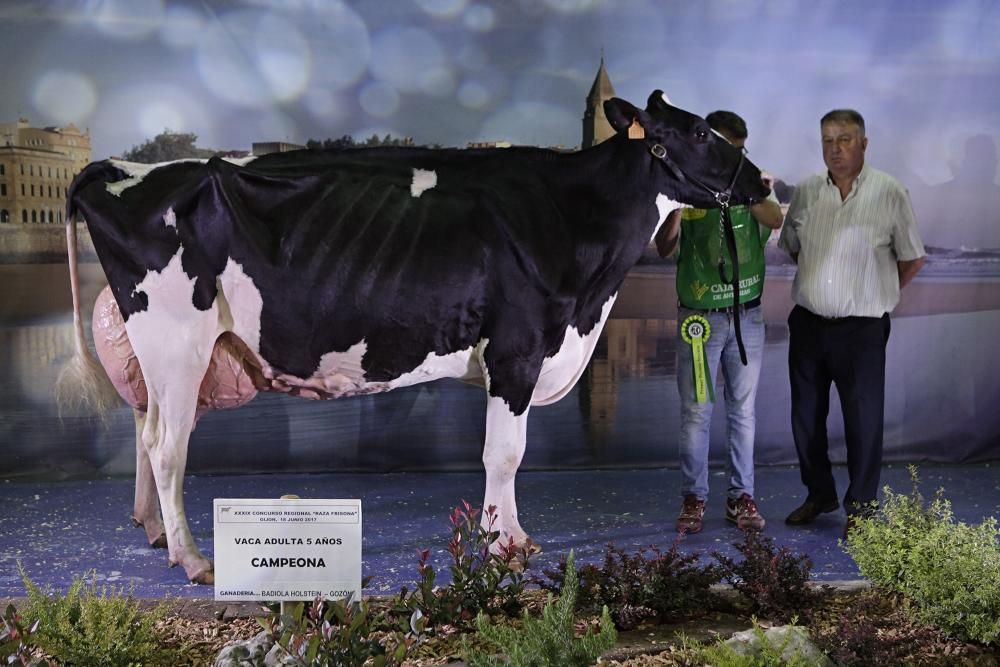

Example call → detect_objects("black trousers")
787 305 891 514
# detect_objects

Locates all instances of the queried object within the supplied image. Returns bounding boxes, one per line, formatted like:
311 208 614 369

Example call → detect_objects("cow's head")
604 91 771 209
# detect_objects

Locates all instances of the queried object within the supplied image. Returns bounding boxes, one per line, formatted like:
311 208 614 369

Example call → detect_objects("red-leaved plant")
394 500 534 631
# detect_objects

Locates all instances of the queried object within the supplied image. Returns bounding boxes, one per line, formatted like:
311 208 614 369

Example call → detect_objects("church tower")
582 56 616 148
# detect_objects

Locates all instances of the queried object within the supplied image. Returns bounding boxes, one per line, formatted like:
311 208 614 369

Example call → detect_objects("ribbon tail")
704 351 715 403
692 339 706 403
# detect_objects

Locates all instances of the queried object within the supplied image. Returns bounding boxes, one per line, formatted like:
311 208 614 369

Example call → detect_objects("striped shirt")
778 164 925 318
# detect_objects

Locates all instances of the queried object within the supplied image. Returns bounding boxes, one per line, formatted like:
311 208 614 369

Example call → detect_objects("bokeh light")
253 14 312 103
457 80 490 109
463 4 495 31
359 82 400 118
159 4 204 48
370 26 452 95
303 89 345 124
195 9 275 108
543 0 599 13
93 83 213 158
306 3 371 93
88 0 165 40
138 102 185 139
458 43 489 71
32 71 98 126
416 0 468 19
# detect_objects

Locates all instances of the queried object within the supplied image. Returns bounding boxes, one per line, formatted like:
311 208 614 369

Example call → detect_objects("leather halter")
649 143 752 365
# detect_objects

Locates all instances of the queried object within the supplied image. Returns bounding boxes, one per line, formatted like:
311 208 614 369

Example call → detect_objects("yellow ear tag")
627 118 645 140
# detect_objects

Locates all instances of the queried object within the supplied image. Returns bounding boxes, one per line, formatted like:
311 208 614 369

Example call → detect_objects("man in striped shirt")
778 109 925 538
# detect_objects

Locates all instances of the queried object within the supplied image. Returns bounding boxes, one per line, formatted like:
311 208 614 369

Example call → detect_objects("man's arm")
750 199 783 229
654 208 683 258
898 256 925 288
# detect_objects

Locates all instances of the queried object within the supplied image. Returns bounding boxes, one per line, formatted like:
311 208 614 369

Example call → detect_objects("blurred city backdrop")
1 0 998 479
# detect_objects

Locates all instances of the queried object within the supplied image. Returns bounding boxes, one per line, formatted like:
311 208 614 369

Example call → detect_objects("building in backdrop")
252 141 305 156
582 57 616 149
0 119 91 225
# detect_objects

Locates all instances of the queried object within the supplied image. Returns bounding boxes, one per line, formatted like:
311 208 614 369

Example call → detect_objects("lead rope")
717 197 747 365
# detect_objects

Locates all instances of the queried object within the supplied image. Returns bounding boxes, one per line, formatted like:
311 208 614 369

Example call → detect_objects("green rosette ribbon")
680 315 715 403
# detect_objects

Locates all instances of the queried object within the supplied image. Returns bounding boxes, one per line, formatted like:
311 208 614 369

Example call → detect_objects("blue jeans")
677 304 766 501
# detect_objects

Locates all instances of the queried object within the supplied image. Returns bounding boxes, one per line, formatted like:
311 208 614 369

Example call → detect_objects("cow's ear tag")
627 118 645 140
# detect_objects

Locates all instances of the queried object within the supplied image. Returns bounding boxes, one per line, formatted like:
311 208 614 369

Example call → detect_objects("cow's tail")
55 213 121 419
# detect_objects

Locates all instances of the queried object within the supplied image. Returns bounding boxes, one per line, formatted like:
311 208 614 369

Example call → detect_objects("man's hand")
760 170 775 191
654 209 682 258
898 256 925 288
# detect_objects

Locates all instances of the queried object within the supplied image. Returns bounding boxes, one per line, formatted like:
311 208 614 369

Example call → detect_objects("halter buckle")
715 191 731 207
650 144 667 159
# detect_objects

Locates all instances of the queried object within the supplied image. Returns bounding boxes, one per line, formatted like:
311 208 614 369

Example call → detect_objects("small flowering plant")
395 500 534 630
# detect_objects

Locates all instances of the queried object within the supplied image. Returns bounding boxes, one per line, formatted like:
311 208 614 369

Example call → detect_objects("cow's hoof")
522 539 542 555
189 567 214 585
132 515 168 549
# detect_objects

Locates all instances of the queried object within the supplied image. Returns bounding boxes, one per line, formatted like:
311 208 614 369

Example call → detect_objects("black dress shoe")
785 498 840 525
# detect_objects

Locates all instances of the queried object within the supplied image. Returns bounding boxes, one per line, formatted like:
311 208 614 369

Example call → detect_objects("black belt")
796 305 885 323
683 296 761 314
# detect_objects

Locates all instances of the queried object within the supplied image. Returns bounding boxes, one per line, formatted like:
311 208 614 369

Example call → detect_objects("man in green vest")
655 110 783 534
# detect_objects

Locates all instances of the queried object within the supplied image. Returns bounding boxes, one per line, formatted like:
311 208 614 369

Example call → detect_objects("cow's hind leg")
127 308 217 582
141 387 213 583
131 409 167 549
482 394 532 551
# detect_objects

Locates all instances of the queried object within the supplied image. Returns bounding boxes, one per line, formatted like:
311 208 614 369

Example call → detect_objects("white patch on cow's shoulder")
218 258 263 352
163 207 177 229
651 193 684 244
107 156 257 196
532 296 616 406
410 168 437 197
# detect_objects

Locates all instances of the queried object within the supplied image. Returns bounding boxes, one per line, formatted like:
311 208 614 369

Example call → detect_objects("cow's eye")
695 130 709 140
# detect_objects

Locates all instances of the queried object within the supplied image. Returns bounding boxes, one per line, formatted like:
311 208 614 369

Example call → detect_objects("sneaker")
676 494 706 534
726 493 766 531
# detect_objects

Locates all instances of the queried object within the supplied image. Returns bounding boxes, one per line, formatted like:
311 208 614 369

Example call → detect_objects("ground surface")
6 464 998 599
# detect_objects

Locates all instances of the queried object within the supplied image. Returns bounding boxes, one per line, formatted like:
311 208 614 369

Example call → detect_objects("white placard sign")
213 498 361 602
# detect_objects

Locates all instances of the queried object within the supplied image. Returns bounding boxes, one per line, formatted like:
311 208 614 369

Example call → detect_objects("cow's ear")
604 98 641 133
646 90 672 111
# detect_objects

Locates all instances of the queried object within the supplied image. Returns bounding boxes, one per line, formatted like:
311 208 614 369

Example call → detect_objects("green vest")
675 205 769 309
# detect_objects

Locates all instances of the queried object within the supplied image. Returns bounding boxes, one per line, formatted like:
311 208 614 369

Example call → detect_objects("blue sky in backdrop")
1 0 999 246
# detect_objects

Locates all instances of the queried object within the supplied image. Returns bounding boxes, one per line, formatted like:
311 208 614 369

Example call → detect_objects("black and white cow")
60 92 770 584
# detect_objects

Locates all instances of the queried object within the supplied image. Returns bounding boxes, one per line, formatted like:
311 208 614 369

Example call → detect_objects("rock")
724 625 834 666
214 630 274 667
264 641 300 666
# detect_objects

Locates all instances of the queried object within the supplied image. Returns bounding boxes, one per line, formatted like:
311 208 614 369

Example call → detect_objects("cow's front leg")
131 410 167 549
482 394 531 550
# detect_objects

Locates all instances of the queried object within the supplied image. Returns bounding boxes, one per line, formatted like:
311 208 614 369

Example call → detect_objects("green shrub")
19 563 172 666
463 550 617 667
845 466 1000 644
258 597 409 667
